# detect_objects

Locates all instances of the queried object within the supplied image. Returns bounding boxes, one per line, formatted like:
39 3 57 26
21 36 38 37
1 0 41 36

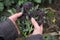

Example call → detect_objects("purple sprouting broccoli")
22 2 34 12
29 9 45 25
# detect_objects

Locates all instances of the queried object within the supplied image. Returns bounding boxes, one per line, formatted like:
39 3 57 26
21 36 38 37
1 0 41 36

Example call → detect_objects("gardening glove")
31 17 43 35
8 12 22 34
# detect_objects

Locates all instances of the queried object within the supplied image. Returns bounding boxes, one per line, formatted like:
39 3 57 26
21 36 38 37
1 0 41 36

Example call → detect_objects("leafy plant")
0 2 4 11
0 0 58 40
16 2 56 37
43 34 57 40
0 0 54 12
34 0 42 3
0 16 7 22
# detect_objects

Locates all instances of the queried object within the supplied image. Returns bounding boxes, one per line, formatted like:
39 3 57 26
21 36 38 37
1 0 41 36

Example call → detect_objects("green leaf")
12 8 17 13
17 0 24 6
4 0 15 7
43 35 57 40
49 0 52 4
0 16 7 22
34 0 41 3
42 0 45 3
7 8 16 15
0 0 3 1
8 9 13 15
0 2 4 11
4 0 11 6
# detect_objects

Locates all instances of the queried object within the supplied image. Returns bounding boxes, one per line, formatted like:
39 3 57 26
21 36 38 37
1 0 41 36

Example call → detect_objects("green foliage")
17 0 24 6
4 0 17 7
33 0 53 4
0 2 4 11
34 0 42 3
49 0 52 4
17 0 28 6
0 16 7 22
7 8 17 15
0 0 58 40
43 35 57 40
19 16 33 37
0 0 54 12
4 0 12 7
41 8 56 24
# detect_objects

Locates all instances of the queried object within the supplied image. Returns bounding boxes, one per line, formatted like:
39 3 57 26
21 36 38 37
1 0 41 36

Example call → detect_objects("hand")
8 12 22 34
31 17 43 35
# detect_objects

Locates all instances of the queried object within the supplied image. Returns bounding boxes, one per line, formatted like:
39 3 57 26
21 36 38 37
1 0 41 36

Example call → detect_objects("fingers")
39 24 43 28
9 12 22 22
14 12 22 18
39 24 43 34
9 12 22 19
31 17 39 28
